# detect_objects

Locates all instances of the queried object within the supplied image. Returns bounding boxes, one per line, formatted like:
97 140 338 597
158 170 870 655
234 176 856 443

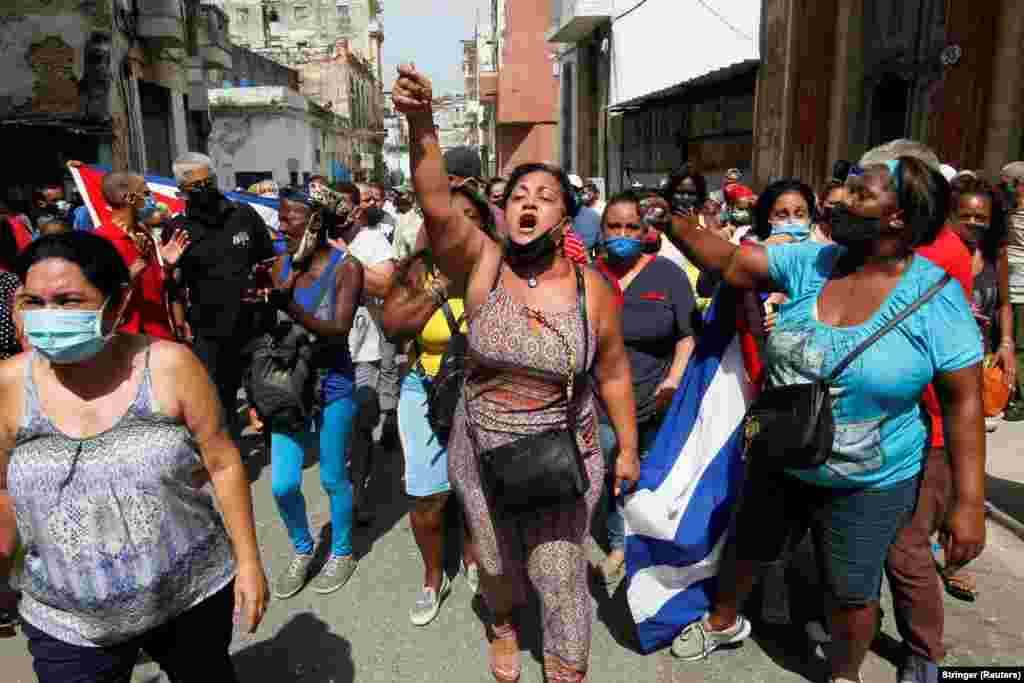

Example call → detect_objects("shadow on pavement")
232 613 355 682
351 445 411 561
590 572 641 653
986 475 1024 526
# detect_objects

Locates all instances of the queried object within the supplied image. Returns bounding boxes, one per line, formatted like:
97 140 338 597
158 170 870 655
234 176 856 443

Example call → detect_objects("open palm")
160 230 190 267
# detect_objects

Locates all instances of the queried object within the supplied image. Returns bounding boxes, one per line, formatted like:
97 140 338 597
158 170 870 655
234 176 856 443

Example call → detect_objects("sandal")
936 562 977 602
543 655 587 682
488 620 520 682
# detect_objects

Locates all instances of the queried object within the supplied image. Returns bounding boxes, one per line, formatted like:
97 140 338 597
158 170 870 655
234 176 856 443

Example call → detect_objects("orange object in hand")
983 356 1011 417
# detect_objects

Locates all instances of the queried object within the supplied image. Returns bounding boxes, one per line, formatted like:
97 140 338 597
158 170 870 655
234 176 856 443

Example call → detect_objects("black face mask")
504 226 562 267
185 186 222 218
672 192 700 213
829 203 882 249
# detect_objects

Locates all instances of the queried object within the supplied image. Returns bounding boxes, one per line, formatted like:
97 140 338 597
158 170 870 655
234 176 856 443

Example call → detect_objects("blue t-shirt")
73 206 94 231
765 242 982 489
573 206 602 251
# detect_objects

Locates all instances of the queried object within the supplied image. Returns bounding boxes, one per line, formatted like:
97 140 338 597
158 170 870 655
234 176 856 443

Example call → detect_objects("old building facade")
0 0 231 198
753 0 1024 189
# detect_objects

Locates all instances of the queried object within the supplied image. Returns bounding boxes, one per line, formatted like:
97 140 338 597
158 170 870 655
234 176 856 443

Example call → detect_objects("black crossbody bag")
467 265 591 519
744 273 951 470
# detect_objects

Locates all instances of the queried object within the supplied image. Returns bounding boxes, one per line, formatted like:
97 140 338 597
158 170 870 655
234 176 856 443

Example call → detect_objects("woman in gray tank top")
0 232 267 682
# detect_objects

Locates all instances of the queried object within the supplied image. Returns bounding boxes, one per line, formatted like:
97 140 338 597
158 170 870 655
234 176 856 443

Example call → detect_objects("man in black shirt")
167 153 276 434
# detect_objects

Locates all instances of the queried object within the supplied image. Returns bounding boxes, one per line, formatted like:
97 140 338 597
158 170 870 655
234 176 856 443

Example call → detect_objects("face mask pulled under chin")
22 299 117 365
829 203 883 249
504 224 563 267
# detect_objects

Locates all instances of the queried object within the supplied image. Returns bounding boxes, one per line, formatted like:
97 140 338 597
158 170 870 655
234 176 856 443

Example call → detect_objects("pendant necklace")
528 276 538 288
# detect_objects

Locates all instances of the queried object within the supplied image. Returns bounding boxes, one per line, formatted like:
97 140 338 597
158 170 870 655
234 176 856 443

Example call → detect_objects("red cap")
725 184 755 203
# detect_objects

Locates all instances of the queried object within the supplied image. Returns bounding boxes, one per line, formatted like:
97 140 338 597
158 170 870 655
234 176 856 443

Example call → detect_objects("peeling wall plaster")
0 14 94 115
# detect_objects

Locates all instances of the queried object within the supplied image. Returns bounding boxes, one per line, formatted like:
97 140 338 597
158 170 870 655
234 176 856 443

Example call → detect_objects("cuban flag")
623 287 761 653
69 164 280 232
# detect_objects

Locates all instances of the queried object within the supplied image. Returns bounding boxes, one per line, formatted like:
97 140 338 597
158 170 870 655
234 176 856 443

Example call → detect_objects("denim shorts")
734 462 919 606
398 372 451 497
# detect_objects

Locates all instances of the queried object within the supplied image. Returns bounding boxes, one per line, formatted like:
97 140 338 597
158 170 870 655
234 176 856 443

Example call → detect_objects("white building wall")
607 0 760 107
207 88 320 188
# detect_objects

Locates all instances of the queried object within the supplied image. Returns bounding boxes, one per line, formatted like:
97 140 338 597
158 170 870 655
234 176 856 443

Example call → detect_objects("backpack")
417 301 467 443
243 273 332 432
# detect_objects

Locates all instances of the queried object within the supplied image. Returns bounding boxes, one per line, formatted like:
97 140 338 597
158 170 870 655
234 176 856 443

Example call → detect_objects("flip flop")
935 560 977 602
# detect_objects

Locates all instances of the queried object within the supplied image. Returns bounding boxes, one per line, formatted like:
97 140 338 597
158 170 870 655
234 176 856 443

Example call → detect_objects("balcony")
547 0 613 43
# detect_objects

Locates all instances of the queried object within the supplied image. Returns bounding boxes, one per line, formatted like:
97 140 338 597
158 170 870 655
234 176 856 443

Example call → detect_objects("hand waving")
159 229 190 267
392 64 433 116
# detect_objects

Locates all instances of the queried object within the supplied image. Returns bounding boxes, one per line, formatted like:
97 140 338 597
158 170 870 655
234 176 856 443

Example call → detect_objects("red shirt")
94 222 175 341
563 229 588 265
8 217 32 253
915 226 974 448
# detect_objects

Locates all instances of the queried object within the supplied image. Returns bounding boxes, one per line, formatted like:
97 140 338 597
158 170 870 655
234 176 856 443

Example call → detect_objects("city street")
3 423 1023 682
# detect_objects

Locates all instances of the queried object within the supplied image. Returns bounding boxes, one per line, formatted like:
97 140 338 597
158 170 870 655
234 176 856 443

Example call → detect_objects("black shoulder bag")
467 265 591 520
744 272 952 470
416 301 468 443
243 269 333 432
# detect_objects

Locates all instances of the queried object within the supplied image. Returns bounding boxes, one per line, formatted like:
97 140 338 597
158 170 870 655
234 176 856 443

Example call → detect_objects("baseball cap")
443 146 482 180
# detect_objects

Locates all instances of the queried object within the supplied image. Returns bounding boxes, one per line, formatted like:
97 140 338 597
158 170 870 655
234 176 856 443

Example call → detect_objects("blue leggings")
271 397 357 557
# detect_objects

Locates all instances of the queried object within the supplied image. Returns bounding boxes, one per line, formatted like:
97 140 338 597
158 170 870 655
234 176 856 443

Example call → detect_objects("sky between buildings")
381 0 488 96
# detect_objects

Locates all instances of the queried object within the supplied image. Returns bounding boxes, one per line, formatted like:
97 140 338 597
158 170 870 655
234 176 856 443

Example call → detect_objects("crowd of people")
0 61 1012 683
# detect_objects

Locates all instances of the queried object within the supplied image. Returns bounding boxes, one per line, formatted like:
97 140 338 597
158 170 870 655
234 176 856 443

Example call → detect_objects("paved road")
3 427 1024 682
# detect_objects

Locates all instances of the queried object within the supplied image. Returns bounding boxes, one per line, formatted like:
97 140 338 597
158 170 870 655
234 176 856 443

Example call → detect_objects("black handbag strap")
826 272 952 382
464 264 589 447
440 301 465 335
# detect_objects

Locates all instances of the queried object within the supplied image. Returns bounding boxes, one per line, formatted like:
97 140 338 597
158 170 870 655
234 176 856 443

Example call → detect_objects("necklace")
528 276 538 288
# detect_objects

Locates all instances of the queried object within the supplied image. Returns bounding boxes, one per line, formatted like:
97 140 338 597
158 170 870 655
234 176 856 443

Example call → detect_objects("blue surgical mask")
769 221 811 240
603 237 644 264
138 195 159 221
22 300 115 364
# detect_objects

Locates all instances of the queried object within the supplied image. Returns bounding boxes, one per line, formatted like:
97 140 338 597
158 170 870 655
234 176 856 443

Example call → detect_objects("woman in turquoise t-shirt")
663 156 985 683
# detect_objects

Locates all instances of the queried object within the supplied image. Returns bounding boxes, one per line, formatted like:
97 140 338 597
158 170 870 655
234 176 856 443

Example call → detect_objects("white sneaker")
671 613 752 661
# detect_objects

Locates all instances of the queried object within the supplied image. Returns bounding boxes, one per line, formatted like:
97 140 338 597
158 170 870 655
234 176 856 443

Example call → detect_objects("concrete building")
218 1 385 181
219 0 379 66
207 85 346 189
229 43 301 90
480 0 559 175
0 0 232 197
753 0 1024 190
297 39 385 182
382 91 409 183
549 0 760 192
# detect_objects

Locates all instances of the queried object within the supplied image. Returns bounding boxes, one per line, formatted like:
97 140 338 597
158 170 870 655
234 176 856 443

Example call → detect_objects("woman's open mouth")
518 213 538 235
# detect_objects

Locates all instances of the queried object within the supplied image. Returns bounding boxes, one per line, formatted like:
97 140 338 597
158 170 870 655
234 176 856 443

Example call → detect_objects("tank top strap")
20 352 45 433
137 339 160 416
281 254 293 281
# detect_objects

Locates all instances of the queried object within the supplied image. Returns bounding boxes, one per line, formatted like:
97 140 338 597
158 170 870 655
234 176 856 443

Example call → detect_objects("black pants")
23 583 237 683
193 335 250 434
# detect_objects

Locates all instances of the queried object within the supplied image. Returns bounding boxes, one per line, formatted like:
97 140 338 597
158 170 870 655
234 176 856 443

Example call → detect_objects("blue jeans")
398 372 451 497
600 417 663 551
271 397 357 557
735 464 919 605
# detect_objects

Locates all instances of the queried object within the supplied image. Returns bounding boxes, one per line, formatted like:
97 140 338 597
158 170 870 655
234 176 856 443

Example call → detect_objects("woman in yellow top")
381 184 488 627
